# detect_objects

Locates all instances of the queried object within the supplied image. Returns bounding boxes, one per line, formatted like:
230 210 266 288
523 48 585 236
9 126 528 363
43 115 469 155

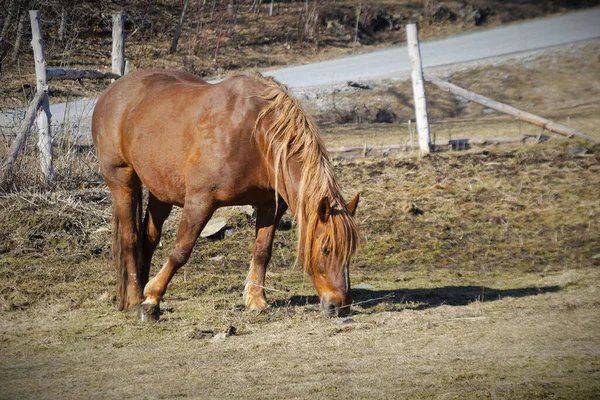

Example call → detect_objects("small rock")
567 147 587 156
455 96 470 105
211 332 229 341
347 81 371 90
230 205 255 217
200 217 227 238
209 255 224 262
430 4 455 23
335 317 355 325
225 325 237 336
353 283 375 289
403 202 424 216
211 325 237 342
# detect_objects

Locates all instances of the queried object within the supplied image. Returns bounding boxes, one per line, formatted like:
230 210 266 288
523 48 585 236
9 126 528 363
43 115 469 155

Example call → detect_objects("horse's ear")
346 193 360 217
317 196 331 223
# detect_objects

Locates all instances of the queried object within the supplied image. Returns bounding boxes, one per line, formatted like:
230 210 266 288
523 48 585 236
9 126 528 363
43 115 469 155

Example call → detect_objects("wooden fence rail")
425 76 599 143
407 23 598 150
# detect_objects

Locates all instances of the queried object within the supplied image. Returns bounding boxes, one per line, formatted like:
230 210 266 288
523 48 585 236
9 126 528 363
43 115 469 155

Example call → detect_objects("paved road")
1 8 599 137
268 8 600 87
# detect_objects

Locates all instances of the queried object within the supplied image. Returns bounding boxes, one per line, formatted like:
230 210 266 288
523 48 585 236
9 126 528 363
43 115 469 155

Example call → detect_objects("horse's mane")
248 73 359 271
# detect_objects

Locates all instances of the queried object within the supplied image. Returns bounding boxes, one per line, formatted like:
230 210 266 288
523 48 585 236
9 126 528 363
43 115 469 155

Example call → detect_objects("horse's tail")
112 187 144 311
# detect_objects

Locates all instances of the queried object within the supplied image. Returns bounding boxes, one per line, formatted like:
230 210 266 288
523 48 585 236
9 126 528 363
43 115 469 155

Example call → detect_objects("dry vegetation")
1 2 600 398
1 136 599 398
1 46 600 393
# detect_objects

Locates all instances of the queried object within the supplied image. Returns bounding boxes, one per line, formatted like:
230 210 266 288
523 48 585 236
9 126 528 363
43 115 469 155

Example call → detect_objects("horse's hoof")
246 298 268 313
137 303 160 322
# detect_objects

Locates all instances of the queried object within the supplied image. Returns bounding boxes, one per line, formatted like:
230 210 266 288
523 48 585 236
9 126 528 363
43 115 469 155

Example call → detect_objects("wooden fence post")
112 13 125 76
29 10 54 181
406 24 431 154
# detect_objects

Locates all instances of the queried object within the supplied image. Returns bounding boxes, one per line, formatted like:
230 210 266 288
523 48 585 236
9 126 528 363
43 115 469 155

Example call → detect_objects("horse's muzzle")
320 296 351 318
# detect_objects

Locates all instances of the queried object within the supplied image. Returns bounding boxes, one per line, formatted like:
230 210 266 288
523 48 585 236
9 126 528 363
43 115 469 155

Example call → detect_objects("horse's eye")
322 248 330 255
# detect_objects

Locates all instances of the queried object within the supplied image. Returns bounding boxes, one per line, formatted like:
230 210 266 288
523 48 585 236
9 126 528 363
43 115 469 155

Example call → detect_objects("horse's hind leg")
140 193 173 289
106 167 144 311
244 202 288 311
140 199 214 322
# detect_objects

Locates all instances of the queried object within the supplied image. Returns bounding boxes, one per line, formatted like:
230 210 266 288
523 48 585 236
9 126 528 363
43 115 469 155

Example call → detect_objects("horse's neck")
278 154 303 218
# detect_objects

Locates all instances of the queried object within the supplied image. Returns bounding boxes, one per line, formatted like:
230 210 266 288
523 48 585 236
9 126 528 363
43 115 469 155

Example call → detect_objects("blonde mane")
249 73 359 270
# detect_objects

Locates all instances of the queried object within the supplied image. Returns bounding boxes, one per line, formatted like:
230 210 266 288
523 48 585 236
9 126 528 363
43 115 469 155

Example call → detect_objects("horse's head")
304 193 360 317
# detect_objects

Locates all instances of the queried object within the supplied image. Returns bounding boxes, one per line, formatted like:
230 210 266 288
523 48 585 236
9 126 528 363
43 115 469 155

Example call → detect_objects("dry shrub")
0 125 102 192
331 103 398 124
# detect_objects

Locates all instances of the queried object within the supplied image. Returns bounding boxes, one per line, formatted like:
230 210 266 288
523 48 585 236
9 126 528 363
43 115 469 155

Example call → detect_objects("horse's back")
92 70 207 141
92 69 270 206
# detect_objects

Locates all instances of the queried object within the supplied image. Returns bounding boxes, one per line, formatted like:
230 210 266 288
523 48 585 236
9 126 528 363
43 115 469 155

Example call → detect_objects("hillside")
0 0 596 108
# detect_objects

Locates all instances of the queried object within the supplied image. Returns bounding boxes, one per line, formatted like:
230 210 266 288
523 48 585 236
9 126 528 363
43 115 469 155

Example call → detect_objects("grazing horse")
92 69 359 322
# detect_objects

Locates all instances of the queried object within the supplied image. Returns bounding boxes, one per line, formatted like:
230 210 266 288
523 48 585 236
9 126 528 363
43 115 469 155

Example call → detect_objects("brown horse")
92 69 359 321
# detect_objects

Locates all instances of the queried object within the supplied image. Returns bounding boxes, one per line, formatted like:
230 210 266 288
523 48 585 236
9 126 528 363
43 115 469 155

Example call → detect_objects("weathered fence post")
112 13 125 76
29 10 54 181
406 24 431 154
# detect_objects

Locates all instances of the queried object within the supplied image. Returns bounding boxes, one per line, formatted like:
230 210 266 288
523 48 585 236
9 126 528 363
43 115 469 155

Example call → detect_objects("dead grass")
1 137 599 398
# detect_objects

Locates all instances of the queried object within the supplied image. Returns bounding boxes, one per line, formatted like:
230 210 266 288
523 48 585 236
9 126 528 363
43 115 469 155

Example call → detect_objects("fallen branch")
425 75 599 143
0 90 46 188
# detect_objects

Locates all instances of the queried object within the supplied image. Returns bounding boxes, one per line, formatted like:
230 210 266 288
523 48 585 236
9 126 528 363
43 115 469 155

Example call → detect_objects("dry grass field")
1 6 600 399
1 135 599 398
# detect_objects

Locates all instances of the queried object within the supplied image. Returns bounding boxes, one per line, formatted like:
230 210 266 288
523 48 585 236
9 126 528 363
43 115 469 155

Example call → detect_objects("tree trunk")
353 0 361 49
58 7 66 41
169 0 189 54
11 9 25 63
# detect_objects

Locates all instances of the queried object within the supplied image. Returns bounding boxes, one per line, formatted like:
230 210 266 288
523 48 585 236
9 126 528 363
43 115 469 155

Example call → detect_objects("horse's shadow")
285 285 561 311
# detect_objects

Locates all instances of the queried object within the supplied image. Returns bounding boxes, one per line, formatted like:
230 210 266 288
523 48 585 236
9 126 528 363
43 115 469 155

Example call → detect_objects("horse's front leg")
244 203 288 311
139 200 214 322
140 193 173 289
